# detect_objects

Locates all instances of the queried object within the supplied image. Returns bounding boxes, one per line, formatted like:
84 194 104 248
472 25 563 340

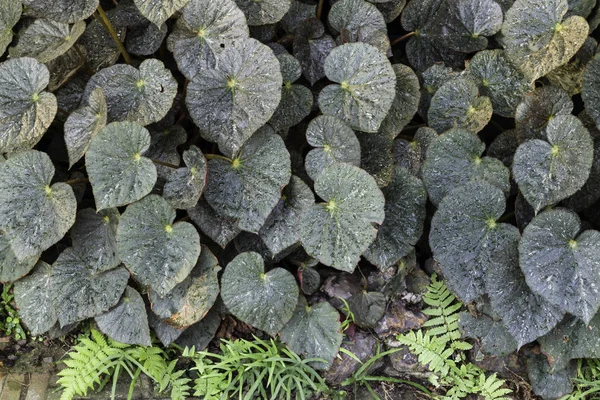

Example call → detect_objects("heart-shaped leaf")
430 181 515 302
149 245 220 328
86 121 158 210
422 128 510 206
513 115 593 212
520 208 600 323
10 20 85 63
13 261 57 336
64 87 107 168
394 127 438 177
458 312 518 357
221 252 298 335
166 0 249 80
300 163 385 272
0 233 37 283
186 38 282 157
0 0 21 56
70 208 120 273
0 150 76 260
293 18 336 86
117 194 201 297
84 59 177 126
304 116 361 181
527 354 576 400
364 167 427 269
126 21 167 57
51 248 129 326
188 199 241 248
95 286 151 346
21 0 98 23
502 0 589 81
204 126 291 233
0 58 57 154
163 146 207 210
380 64 420 136
279 295 342 369
515 86 573 142
234 0 291 25
318 42 396 133
134 0 189 25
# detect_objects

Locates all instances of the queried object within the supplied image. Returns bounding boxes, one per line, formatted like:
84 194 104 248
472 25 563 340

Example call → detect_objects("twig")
94 5 132 65
316 0 324 20
65 178 89 185
391 31 416 46
152 159 180 169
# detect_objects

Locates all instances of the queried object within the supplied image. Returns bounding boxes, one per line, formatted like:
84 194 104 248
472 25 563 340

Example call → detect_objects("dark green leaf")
188 198 241 248
268 83 313 132
234 0 291 25
393 127 438 177
70 208 120 273
515 85 573 142
0 0 21 56
293 18 336 86
134 0 190 25
379 64 420 136
356 130 394 187
126 22 167 56
346 291 386 328
10 20 85 63
0 233 37 283
163 146 207 210
175 310 220 350
458 313 518 357
13 261 57 336
527 354 576 399
22 0 98 23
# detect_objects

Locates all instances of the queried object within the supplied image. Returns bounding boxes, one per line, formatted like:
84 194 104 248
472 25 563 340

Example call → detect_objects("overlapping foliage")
2 0 600 398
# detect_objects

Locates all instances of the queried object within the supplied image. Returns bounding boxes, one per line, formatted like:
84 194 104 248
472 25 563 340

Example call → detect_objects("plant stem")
94 5 132 65
205 154 233 162
391 31 416 46
316 0 324 19
152 159 180 169
65 178 89 185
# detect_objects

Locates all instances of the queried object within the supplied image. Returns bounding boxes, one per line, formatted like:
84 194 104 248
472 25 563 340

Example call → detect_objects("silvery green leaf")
502 0 589 81
282 0 316 32
221 251 298 335
22 0 98 23
268 84 313 132
375 0 407 23
566 0 596 17
458 312 518 357
427 77 492 134
304 115 361 181
487 129 519 167
163 146 207 210
0 0 21 56
276 52 302 84
84 59 177 126
356 130 394 187
13 261 57 336
329 0 391 55
188 198 241 248
563 139 600 211
0 233 38 283
515 85 573 142
379 64 420 137
51 248 129 326
45 44 86 92
364 167 426 269
0 150 76 260
393 127 438 177
429 181 514 302
581 54 600 130
259 176 314 256
78 18 125 72
249 24 276 42
293 18 336 86
319 43 396 133
134 0 190 25
527 354 576 399
126 22 167 56
204 127 291 233
234 0 291 25
0 58 57 154
10 19 85 64
279 295 342 369
70 208 120 273
175 310 220 350
419 63 460 120
117 194 201 296
86 122 158 210
186 38 282 157
64 87 107 168
422 128 510 206
466 50 533 118
146 125 187 179
300 163 385 272
513 115 593 212
149 245 220 328
520 208 600 323
166 0 249 80
148 308 184 346
95 286 151 346
55 73 87 117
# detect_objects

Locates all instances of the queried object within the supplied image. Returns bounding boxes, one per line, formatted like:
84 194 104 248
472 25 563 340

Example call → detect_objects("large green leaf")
149 245 220 328
318 43 396 133
9 20 85 64
259 176 314 257
70 208 120 273
0 233 37 283
134 0 190 25
512 115 593 212
64 87 107 168
84 59 177 126
13 261 57 336
166 0 249 80
0 150 76 260
0 57 57 154
95 286 151 346
220 252 298 335
117 194 201 297
163 146 207 210
458 312 518 357
279 295 342 369
21 0 98 23
502 0 589 81
300 163 385 272
186 38 282 157
304 115 361 181
581 54 600 129
527 354 576 399
204 127 291 233
421 128 510 206
427 77 492 134
234 0 291 25
364 167 427 269
515 85 573 142
0 0 21 56
51 248 129 326
86 121 158 210
187 199 241 248
430 181 515 302
380 64 420 136
520 208 600 323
